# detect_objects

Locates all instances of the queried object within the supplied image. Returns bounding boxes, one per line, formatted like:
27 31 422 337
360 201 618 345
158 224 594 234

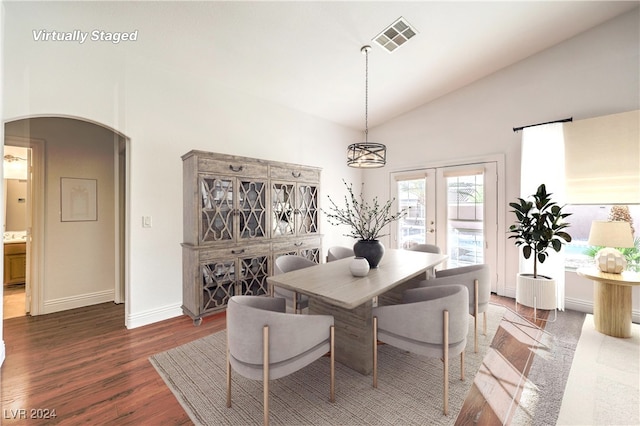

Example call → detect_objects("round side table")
577 267 640 338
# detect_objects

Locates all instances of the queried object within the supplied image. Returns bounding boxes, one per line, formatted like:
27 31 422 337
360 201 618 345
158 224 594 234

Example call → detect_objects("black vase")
353 240 385 268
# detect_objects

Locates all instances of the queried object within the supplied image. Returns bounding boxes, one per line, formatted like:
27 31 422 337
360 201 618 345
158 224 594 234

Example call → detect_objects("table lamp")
587 220 634 273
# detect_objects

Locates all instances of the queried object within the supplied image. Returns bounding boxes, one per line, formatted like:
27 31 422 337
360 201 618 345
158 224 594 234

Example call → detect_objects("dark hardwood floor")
1 296 548 425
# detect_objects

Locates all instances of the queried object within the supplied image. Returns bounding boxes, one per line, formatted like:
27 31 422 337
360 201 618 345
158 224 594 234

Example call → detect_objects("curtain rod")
513 117 572 133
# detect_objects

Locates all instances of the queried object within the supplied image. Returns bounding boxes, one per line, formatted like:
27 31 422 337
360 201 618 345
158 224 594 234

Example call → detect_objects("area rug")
510 308 586 426
556 314 640 425
150 304 505 425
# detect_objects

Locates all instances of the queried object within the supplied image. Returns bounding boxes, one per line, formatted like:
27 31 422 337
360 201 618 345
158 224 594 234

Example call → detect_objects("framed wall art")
61 177 97 222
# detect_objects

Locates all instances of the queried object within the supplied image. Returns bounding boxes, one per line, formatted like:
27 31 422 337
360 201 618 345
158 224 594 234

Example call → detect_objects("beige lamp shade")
587 221 634 248
588 221 634 273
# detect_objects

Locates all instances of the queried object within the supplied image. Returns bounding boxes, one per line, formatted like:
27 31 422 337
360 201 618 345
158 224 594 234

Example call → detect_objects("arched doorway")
3 116 128 321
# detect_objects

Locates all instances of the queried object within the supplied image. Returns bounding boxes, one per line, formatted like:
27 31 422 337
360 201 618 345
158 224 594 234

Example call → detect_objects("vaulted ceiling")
7 1 638 130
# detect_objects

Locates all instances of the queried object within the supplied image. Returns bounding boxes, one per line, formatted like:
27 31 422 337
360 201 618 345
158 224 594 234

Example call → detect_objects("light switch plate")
142 216 152 228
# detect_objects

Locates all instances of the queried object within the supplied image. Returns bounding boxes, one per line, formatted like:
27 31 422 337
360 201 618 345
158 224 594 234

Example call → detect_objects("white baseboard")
503 286 516 299
564 297 594 315
43 289 115 314
0 340 5 367
126 303 183 329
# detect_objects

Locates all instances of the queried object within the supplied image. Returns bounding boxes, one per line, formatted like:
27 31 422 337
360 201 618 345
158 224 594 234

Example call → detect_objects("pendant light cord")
364 46 369 142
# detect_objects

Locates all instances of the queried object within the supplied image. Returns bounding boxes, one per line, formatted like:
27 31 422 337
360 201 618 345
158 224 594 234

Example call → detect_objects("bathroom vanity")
4 232 27 285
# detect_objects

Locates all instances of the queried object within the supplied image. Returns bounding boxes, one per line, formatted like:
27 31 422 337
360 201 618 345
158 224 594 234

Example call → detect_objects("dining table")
266 249 448 375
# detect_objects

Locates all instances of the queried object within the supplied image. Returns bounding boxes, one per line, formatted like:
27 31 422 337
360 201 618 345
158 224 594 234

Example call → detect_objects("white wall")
365 9 640 317
1 2 361 328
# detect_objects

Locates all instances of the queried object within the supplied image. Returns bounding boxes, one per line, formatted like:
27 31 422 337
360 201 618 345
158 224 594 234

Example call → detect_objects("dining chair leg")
483 311 487 335
474 279 479 353
330 325 335 403
372 316 378 389
443 309 449 416
226 333 232 408
263 325 270 426
460 351 465 381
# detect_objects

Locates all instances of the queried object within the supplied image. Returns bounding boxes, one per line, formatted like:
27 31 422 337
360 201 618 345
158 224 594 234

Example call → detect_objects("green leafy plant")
324 180 406 241
508 184 572 278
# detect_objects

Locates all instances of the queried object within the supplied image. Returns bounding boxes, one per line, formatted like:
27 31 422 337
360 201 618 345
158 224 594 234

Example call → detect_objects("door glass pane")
297 184 319 234
272 183 295 236
200 176 234 242
397 178 426 249
238 180 267 239
446 174 484 267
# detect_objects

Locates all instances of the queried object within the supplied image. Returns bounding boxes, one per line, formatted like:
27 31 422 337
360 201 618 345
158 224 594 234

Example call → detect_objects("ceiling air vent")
373 17 417 53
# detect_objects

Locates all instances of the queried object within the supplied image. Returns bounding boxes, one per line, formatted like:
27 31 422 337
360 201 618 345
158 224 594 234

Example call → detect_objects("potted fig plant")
324 180 406 268
508 184 572 309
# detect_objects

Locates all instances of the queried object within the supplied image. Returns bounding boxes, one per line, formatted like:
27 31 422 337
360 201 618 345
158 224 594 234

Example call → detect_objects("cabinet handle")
294 242 303 247
229 164 244 172
292 171 301 178
231 249 245 254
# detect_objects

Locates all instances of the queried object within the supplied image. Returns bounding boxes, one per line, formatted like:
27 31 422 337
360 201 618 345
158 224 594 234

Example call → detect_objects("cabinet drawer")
198 244 271 263
199 157 268 177
271 236 322 253
4 242 26 255
270 165 320 182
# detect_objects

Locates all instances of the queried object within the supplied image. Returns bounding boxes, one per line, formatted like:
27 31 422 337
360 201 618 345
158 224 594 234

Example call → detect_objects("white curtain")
520 123 566 310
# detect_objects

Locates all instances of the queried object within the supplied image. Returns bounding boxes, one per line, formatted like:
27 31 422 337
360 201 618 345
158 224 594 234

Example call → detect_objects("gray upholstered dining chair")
327 246 354 262
226 295 335 426
408 243 442 279
372 285 468 415
273 255 316 313
419 264 490 353
408 243 441 254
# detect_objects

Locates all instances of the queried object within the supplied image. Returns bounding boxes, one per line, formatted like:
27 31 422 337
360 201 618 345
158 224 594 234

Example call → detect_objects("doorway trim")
5 135 45 315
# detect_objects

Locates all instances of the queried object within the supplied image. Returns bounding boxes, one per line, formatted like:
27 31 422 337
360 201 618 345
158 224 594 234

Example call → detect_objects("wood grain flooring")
1 295 548 425
2 284 26 320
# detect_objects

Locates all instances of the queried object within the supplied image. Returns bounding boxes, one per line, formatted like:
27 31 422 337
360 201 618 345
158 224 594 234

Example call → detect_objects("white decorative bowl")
350 257 370 277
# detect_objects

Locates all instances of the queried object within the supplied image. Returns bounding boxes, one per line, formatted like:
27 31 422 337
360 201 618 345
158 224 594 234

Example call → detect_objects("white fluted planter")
515 273 557 310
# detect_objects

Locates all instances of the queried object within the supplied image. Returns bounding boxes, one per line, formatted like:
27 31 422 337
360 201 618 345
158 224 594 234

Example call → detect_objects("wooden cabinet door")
271 182 296 237
237 178 268 241
200 256 236 314
237 253 269 297
199 175 235 243
295 183 319 235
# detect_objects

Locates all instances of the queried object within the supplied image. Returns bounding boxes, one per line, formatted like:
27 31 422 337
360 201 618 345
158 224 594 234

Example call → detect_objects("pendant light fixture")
347 45 386 168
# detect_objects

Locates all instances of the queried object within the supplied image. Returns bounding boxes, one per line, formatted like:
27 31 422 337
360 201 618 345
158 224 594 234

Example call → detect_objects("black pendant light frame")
347 45 386 168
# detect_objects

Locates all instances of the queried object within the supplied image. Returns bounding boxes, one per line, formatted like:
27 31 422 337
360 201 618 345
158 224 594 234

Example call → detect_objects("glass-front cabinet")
270 164 320 239
199 175 268 243
182 151 321 325
271 182 319 238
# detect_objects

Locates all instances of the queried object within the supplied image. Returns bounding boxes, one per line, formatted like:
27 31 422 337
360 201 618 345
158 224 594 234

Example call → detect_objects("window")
564 204 640 270
445 173 484 267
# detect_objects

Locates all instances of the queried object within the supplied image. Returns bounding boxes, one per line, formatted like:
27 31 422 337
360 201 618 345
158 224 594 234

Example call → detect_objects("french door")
392 162 498 291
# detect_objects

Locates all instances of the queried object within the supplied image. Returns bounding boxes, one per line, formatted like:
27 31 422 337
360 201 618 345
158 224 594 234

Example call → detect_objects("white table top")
267 249 448 309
